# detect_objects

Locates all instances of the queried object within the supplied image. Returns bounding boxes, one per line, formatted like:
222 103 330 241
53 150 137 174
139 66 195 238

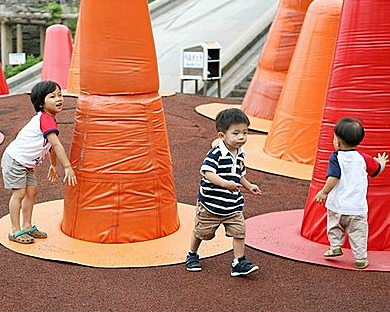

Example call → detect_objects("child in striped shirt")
185 108 261 276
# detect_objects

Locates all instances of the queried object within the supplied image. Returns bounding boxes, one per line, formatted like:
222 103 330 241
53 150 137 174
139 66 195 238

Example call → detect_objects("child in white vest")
315 117 388 269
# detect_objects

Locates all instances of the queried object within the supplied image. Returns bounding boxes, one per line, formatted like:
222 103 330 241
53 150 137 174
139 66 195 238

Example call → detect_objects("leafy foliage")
4 55 43 79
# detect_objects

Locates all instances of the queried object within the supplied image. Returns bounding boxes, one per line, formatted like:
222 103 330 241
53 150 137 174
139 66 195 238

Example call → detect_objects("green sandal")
26 226 47 239
8 229 35 244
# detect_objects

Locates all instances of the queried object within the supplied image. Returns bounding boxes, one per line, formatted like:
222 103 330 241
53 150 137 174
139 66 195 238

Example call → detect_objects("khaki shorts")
193 201 246 240
1 152 37 189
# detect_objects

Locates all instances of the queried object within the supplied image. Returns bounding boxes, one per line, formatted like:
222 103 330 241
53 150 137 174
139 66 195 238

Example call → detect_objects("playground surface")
0 93 388 312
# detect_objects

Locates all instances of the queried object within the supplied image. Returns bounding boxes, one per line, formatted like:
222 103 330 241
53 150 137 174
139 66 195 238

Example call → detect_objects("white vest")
326 151 373 216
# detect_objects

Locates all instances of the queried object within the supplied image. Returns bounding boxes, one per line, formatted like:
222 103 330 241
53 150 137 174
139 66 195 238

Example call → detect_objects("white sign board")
9 53 26 65
183 52 204 68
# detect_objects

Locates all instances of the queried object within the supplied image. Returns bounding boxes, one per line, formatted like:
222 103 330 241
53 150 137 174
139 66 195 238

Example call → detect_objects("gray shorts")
1 152 37 189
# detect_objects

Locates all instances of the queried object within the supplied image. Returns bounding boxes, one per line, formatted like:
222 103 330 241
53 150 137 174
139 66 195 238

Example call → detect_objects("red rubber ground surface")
0 94 389 312
246 210 390 271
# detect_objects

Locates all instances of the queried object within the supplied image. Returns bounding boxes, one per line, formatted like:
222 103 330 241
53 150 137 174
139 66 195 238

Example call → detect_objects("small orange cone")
242 0 313 121
41 24 73 89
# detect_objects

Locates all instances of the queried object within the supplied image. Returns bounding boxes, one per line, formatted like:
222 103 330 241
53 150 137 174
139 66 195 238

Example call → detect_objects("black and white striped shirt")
197 140 246 216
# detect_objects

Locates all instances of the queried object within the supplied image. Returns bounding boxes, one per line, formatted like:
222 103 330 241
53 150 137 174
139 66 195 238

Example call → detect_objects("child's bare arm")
46 133 77 186
47 149 58 182
374 152 389 175
204 171 241 192
50 149 57 166
240 176 261 195
315 177 339 204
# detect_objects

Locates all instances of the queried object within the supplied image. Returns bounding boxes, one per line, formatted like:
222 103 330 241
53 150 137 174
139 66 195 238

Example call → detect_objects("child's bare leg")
21 185 38 230
233 238 245 259
190 233 202 253
9 188 26 233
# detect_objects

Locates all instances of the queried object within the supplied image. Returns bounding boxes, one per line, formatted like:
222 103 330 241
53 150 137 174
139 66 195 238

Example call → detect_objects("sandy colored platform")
212 135 314 180
0 200 232 268
195 103 272 133
246 209 390 272
159 90 176 97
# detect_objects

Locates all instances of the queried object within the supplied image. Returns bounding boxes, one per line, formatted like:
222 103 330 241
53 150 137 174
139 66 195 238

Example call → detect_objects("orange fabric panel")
242 0 313 120
67 7 81 95
80 0 159 95
0 62 9 95
264 0 342 165
301 0 390 251
41 24 73 89
62 94 179 243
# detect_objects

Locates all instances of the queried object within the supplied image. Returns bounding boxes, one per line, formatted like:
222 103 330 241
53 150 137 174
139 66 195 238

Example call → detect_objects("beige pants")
327 210 368 260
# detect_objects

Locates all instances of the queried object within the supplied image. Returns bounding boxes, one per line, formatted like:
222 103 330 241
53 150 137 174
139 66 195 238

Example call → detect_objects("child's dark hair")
334 117 365 146
30 80 61 112
215 108 250 133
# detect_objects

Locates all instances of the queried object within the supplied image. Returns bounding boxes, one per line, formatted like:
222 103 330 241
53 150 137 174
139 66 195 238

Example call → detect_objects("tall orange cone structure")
62 0 179 243
239 0 342 180
66 9 80 95
0 62 9 95
41 24 73 89
242 0 313 121
264 0 342 165
301 0 390 250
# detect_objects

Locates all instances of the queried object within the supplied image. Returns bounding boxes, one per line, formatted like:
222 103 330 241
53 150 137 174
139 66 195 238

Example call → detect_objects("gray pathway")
8 0 277 95
153 0 277 93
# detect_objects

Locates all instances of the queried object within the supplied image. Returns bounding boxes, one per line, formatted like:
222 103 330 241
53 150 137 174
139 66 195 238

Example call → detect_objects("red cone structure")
264 0 342 165
62 0 179 243
41 24 73 89
242 0 313 121
0 62 9 95
301 0 390 250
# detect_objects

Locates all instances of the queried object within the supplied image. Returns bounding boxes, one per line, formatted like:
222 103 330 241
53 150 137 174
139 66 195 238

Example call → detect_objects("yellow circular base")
159 90 176 97
0 200 232 268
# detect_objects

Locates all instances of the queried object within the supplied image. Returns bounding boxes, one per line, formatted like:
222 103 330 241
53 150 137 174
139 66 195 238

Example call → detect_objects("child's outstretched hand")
315 190 327 204
224 180 241 192
64 166 77 186
374 152 389 170
47 165 58 182
248 183 262 195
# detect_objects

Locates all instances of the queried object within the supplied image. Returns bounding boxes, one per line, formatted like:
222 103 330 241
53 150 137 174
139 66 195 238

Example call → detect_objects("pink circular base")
246 210 390 271
0 132 4 145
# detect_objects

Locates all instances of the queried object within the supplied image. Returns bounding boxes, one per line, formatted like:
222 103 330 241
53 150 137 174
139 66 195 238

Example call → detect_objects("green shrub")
4 55 43 79
46 2 62 23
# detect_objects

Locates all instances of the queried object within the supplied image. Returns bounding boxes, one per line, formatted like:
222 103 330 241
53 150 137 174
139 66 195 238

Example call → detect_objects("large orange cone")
66 7 81 95
0 62 9 95
301 0 390 251
242 0 313 121
41 24 73 89
264 0 342 165
62 0 179 243
241 0 342 180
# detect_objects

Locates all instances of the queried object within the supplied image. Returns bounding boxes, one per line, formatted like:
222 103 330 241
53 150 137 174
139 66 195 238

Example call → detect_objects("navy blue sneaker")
185 252 202 272
231 256 259 277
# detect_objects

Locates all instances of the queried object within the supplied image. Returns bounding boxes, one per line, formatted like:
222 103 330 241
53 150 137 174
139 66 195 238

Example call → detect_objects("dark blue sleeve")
326 152 341 179
200 148 219 174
